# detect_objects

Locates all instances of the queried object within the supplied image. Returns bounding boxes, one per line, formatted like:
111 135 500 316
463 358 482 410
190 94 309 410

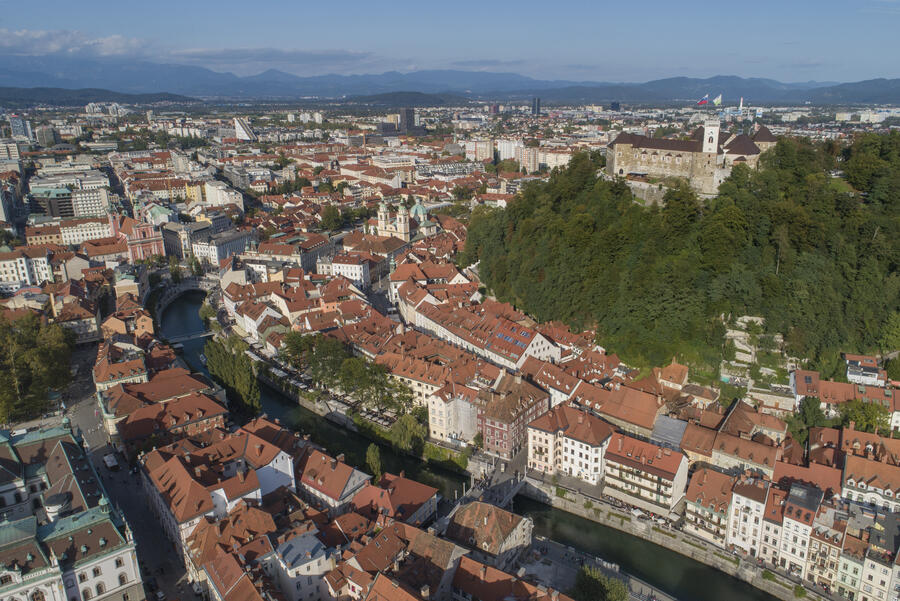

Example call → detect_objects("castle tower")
702 119 720 154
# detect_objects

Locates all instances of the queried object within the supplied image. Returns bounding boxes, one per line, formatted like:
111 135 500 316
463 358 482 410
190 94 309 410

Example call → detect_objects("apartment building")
684 468 736 548
727 477 770 557
780 484 823 580
527 404 614 486
604 433 689 519
0 247 53 293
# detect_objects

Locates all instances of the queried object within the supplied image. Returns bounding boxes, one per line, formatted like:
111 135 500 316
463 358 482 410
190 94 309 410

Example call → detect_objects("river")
160 291 774 601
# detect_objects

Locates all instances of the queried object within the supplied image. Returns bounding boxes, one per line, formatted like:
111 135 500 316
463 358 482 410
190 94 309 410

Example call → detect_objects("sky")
1 0 898 83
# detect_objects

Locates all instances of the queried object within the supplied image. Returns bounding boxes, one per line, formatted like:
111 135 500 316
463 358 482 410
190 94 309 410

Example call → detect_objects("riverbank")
256 369 474 480
518 478 817 601
160 291 787 601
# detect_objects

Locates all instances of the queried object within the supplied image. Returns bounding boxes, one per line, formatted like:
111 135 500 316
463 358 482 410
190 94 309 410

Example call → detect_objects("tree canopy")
569 566 628 601
0 315 74 423
204 336 260 415
461 138 900 372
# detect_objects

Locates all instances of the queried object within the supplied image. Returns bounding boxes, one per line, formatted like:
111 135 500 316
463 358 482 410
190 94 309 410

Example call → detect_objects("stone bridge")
153 276 219 318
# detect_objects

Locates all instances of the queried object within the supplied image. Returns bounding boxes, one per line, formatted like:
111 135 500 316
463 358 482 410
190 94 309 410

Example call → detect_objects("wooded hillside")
461 134 900 377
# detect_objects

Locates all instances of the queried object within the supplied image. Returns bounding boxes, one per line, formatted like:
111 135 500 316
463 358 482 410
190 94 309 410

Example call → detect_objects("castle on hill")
607 121 777 195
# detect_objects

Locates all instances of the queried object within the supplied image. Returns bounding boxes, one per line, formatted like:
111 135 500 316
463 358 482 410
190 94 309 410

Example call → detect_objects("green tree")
452 185 473 201
366 443 382 481
168 256 183 284
886 358 900 381
881 312 900 352
204 336 260 415
198 302 217 325
280 331 316 369
307 336 350 388
786 397 827 444
190 255 203 276
320 205 343 231
569 566 628 601
0 315 74 423
839 399 890 434
389 414 426 455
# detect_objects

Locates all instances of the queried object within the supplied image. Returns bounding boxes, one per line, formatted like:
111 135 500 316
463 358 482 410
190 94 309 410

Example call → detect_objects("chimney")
399 470 405 478
194 467 202 478
657 448 662 459
480 565 487 579
577 413 584 425
419 585 430 600
336 453 345 463
617 437 623 451
848 421 856 431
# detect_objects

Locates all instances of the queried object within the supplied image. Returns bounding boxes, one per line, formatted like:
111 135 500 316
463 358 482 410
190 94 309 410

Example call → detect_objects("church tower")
377 200 390 237
702 119 720 154
397 203 410 241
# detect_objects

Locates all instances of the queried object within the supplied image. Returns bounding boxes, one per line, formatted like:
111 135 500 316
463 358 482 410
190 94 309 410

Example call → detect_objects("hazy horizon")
4 0 899 83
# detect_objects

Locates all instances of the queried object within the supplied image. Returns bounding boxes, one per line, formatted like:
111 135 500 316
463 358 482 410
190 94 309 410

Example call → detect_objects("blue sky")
1 0 898 82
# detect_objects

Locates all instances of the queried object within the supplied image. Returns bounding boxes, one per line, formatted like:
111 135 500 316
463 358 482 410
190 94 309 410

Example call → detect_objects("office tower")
531 97 541 116
399 108 415 132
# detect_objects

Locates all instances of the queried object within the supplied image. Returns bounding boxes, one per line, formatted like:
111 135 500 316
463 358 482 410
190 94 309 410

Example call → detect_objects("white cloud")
0 28 148 57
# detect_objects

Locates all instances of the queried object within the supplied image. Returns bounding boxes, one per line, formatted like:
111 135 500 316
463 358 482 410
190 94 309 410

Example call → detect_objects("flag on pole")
696 94 709 106
712 94 722 106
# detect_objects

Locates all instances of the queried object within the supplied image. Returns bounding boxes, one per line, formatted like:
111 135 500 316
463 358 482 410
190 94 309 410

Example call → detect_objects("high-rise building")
9 115 33 141
399 108 415 132
233 117 257 141
35 125 61 148
531 97 541 116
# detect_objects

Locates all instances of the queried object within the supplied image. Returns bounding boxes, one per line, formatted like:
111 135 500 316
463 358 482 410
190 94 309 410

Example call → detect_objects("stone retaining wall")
520 477 826 601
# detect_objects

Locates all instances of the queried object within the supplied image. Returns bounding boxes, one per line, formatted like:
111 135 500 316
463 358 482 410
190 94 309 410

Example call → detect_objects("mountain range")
0 55 896 104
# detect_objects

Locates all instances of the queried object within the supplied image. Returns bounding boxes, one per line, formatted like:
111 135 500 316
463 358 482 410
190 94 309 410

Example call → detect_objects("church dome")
410 199 428 222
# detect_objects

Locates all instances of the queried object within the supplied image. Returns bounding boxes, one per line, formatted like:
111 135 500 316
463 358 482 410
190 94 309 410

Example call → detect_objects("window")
115 559 124 568
93 568 102 577
0 575 11 585
79 573 88 583
82 590 92 601
32 592 45 601
119 574 128 586
96 583 104 595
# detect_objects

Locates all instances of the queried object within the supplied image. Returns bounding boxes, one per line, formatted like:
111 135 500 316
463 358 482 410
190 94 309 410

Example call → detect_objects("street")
64 344 192 601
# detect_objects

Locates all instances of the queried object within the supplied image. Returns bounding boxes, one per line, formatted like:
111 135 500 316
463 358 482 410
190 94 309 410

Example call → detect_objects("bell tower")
702 119 720 154
397 203 410 241
377 200 390 236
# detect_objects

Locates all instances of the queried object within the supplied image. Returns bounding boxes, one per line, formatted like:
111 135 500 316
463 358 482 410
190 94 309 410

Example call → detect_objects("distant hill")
0 55 895 104
798 78 900 104
344 91 471 107
0 86 196 107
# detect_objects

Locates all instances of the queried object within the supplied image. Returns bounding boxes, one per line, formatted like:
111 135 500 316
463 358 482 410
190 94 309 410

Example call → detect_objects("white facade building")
727 479 770 557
